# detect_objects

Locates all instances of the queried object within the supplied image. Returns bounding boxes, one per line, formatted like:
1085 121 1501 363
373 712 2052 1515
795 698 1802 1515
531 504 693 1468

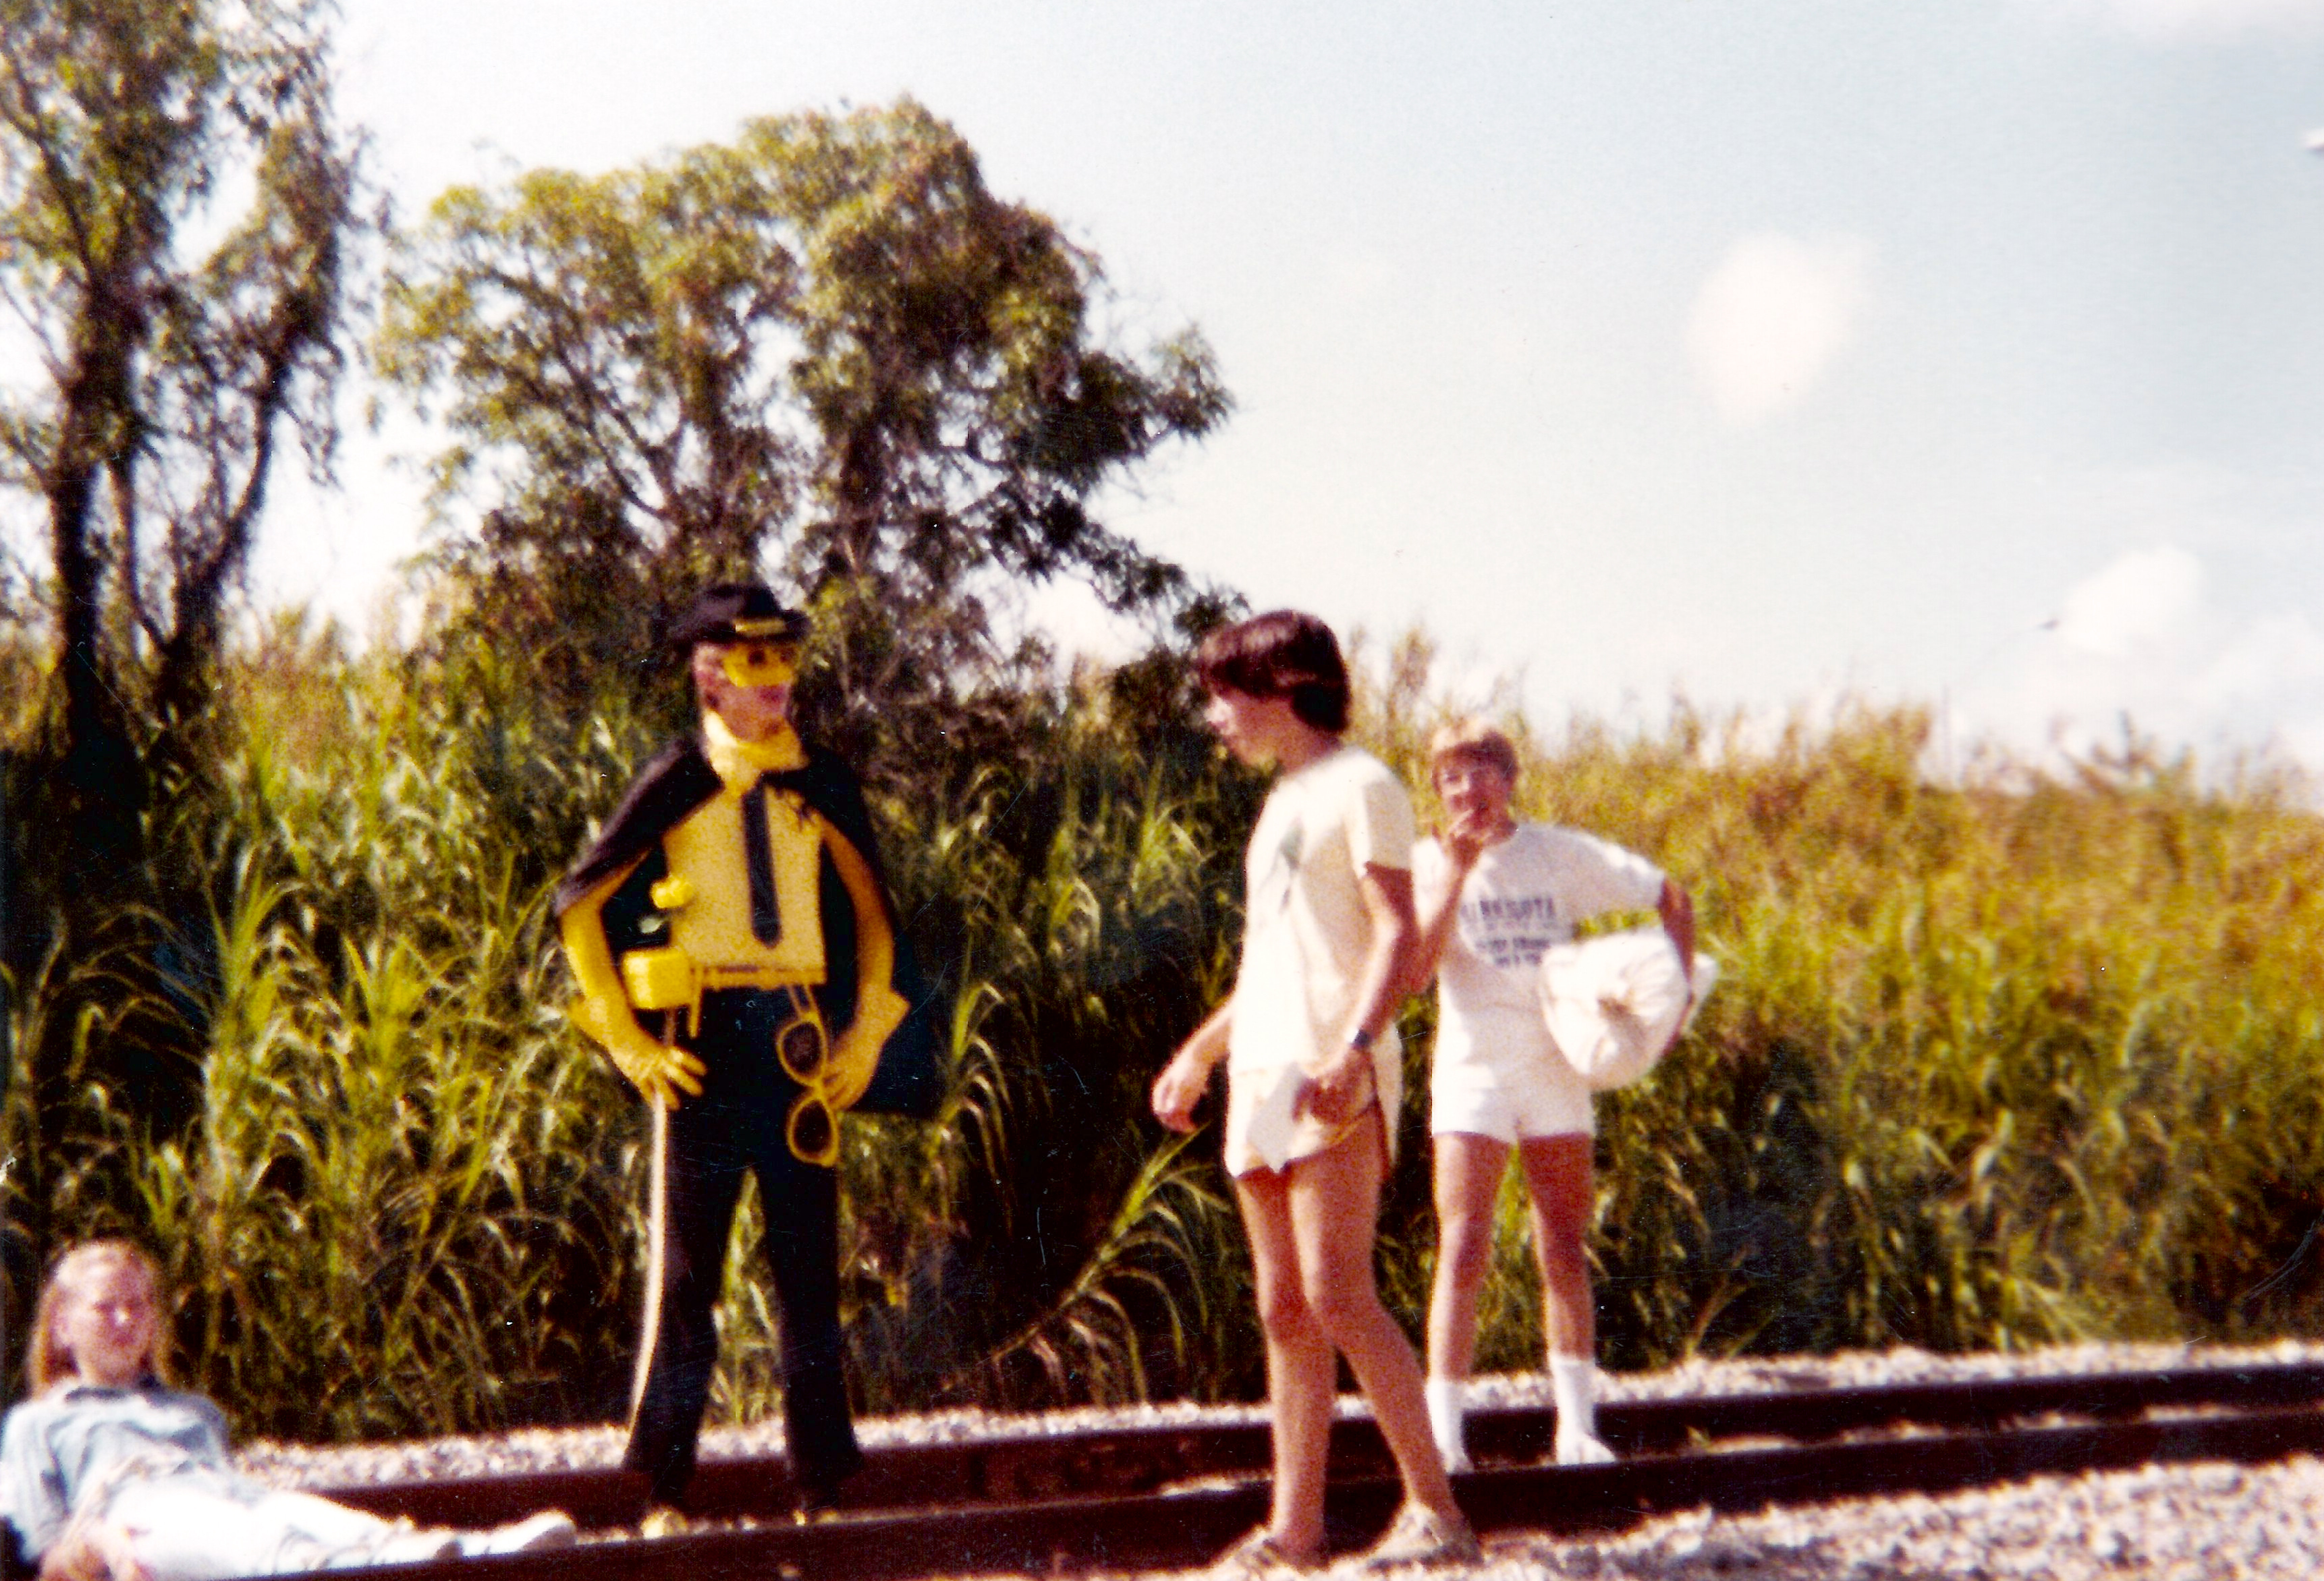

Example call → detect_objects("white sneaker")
1554 1430 1616 1466
1208 1524 1324 1577
456 1511 578 1557
1359 1505 1481 1570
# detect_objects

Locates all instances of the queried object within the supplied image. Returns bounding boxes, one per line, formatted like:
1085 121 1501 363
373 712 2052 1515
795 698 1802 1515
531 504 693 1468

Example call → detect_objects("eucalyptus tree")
0 0 364 1131
377 100 1233 761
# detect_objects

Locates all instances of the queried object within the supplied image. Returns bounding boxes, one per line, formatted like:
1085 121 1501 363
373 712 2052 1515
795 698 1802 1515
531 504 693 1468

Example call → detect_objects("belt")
621 946 824 1033
696 964 824 993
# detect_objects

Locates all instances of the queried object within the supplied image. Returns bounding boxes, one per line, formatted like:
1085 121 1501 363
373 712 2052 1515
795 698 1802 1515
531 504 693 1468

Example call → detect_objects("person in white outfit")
1150 611 1478 1574
1 1241 576 1581
1406 720 1696 1473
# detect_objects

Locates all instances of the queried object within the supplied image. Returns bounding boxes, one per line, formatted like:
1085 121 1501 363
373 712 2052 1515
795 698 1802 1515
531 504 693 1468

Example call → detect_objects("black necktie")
741 775 784 944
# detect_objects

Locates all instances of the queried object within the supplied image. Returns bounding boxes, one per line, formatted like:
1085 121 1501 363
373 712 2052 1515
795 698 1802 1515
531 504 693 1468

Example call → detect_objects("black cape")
554 736 944 1118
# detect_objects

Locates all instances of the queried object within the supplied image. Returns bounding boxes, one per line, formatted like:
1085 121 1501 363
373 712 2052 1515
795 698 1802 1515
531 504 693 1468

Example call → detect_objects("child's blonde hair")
1427 717 1520 786
28 1239 170 1394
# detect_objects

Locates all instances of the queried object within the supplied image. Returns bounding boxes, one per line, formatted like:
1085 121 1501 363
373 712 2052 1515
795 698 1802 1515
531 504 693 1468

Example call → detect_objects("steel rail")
363 1396 2324 1581
319 1359 2324 1532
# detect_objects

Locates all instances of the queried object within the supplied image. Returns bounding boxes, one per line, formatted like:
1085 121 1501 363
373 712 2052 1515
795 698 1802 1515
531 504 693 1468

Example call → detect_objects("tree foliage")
0 0 364 1129
377 100 1233 734
0 0 363 747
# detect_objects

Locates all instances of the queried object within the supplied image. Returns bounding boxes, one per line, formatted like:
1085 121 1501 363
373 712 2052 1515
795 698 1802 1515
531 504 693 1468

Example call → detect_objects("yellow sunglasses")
772 987 839 1166
719 641 799 689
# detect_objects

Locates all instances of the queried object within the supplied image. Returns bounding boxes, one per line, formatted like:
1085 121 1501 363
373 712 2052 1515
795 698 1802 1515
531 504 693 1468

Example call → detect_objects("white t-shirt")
1416 823 1663 1070
1227 746 1416 1077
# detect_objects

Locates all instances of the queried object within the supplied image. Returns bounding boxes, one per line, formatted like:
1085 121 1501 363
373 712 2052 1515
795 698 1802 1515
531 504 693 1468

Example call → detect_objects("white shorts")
1429 1009 1593 1143
1224 1040 1403 1178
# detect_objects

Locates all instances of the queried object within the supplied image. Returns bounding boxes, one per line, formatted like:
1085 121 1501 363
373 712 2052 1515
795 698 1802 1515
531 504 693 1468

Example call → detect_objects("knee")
1534 1222 1589 1283
1435 1215 1496 1289
1298 1263 1377 1344
1254 1273 1318 1341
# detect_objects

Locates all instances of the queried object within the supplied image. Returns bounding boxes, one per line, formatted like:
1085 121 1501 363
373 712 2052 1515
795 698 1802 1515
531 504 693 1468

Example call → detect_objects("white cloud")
1956 545 2324 780
2052 544 2205 661
1687 233 1874 426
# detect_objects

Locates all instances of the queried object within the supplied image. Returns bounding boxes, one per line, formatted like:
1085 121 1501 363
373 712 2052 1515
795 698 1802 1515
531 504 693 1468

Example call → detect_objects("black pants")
623 990 862 1505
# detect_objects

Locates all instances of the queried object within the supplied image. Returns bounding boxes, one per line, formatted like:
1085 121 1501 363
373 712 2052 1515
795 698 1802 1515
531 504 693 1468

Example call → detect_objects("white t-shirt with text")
1416 823 1663 1074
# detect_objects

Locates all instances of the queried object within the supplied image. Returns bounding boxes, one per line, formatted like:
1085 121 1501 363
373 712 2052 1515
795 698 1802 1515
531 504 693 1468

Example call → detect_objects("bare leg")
1516 1134 1594 1359
1518 1133 1611 1463
1286 1111 1460 1523
1424 1132 1512 1381
1234 1166 1333 1557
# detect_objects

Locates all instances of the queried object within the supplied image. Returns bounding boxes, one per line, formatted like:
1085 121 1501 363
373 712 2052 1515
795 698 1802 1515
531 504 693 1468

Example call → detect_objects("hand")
1298 1046 1375 1127
826 983 910 1106
608 1026 706 1110
1150 1048 1216 1133
42 1518 148 1581
1439 807 1500 871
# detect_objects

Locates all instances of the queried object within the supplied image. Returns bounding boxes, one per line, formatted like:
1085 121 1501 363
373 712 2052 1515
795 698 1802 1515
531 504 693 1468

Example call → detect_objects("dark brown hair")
1196 610 1350 733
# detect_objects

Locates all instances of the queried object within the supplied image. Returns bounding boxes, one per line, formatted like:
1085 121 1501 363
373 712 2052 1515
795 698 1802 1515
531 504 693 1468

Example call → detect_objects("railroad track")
335 1360 2324 1578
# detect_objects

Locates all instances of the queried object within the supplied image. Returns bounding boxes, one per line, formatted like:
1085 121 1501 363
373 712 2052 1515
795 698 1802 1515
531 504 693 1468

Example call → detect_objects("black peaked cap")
669 583 809 647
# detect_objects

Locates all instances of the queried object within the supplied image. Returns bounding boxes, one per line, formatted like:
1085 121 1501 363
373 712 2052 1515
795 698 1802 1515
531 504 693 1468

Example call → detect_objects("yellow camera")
620 947 699 1012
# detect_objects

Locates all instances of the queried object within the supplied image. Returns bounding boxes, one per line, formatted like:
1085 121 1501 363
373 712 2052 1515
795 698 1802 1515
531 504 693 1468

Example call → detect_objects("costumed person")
1150 611 1480 1574
1406 719 1699 1472
553 583 937 1523
0 1241 576 1581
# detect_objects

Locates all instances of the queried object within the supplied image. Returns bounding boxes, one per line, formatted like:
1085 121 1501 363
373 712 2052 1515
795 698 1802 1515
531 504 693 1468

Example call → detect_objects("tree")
376 100 1232 752
0 0 364 1125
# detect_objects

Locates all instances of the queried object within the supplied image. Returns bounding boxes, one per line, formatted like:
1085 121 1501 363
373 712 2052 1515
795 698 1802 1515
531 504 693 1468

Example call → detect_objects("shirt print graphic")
1255 816 1303 916
1458 890 1561 972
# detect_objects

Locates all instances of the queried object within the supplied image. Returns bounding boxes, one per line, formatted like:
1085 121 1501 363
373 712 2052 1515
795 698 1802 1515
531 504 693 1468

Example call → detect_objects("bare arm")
1404 847 1466 999
1402 807 1502 999
1658 878 1696 970
557 864 706 1109
1304 862 1417 1126
1151 1000 1233 1133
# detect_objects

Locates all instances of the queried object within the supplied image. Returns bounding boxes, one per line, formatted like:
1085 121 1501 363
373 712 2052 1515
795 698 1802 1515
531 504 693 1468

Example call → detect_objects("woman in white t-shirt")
1408 720 1695 1473
1150 612 1476 1574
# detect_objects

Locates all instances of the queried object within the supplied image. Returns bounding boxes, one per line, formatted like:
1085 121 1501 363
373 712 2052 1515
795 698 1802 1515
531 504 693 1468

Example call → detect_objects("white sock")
1549 1354 1599 1444
1424 1376 1469 1471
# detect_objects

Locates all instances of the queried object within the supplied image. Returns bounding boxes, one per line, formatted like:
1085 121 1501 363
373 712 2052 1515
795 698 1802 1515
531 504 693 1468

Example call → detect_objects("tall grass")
1363 659 2324 1372
5 626 1262 1432
6 628 650 1436
6 621 2321 1445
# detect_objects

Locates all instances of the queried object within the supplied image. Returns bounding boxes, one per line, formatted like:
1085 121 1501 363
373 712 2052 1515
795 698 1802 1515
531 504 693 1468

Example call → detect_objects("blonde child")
1407 720 1695 1471
0 1242 575 1581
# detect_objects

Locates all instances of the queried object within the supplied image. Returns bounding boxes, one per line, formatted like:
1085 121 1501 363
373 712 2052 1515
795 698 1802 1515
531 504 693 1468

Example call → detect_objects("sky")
248 0 2324 775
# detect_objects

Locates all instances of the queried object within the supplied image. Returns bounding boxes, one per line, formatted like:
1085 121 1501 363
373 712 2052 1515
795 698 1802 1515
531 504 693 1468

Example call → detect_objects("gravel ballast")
1448 1457 2324 1580
229 1340 2324 1577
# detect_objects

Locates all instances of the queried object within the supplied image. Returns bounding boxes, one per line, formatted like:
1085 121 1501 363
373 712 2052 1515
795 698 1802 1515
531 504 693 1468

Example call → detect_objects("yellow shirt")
661 783 826 978
661 713 826 979
559 710 911 1112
